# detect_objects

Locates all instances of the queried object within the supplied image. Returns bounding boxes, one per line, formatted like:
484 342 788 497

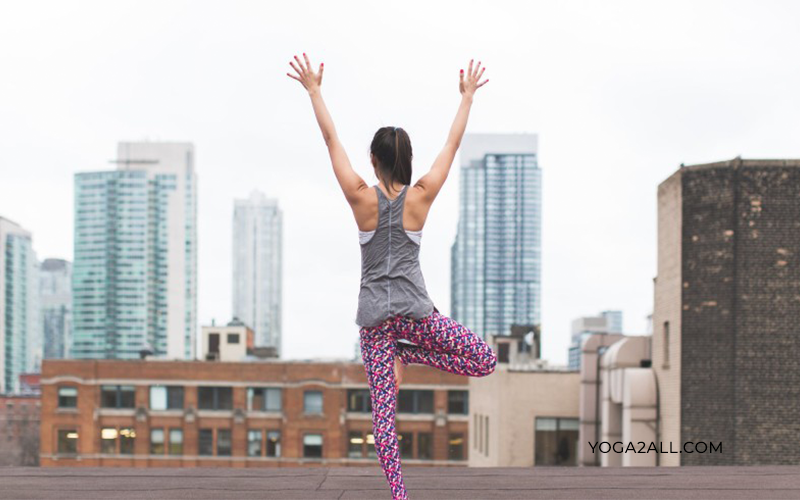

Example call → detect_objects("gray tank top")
356 184 435 327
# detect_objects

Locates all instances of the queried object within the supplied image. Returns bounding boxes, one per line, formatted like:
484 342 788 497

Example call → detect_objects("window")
498 343 510 363
365 433 377 458
485 416 489 456
346 389 371 413
58 387 78 408
247 388 282 411
663 321 670 368
398 432 413 459
100 428 117 454
247 430 262 457
447 390 469 414
198 429 213 456
303 433 323 458
198 387 233 410
347 431 363 458
100 385 135 408
150 386 184 410
227 333 240 344
303 391 323 414
57 429 78 454
150 428 165 454
217 429 232 456
119 428 135 454
534 417 579 466
100 427 136 454
418 433 433 460
448 433 465 460
267 431 281 457
398 390 433 414
168 429 183 455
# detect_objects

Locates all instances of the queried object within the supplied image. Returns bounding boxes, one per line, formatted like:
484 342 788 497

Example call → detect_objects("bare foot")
394 355 404 395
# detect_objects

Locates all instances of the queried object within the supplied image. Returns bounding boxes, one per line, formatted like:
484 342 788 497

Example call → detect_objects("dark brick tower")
654 158 800 465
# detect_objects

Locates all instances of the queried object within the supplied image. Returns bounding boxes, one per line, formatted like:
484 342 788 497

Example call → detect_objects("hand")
459 59 488 97
287 52 324 94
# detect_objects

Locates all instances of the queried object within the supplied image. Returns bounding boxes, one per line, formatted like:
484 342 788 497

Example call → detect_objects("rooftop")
1 465 797 499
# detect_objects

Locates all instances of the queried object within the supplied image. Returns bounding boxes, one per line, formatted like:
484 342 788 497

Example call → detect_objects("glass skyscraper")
451 133 541 340
232 191 282 355
73 142 197 360
567 310 623 370
0 217 39 394
39 258 72 360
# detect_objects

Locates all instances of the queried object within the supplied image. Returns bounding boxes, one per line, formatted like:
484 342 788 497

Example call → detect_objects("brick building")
0 393 40 466
40 358 470 467
654 157 800 465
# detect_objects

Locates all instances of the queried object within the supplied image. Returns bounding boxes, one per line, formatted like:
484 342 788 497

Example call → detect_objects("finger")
294 55 307 73
477 78 489 88
468 59 473 78
286 72 302 83
318 62 324 83
473 60 482 79
303 52 312 72
289 61 303 77
459 68 464 85
477 66 486 81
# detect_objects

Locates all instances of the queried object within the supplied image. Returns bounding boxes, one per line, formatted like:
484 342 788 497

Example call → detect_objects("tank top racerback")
355 184 435 327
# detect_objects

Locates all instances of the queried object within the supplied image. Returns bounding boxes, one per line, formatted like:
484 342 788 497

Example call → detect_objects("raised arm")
287 53 369 206
415 59 488 202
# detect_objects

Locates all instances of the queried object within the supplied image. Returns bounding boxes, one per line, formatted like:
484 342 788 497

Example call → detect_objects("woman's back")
355 184 434 327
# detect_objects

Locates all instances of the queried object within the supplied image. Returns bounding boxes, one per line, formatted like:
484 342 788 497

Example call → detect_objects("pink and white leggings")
359 310 498 500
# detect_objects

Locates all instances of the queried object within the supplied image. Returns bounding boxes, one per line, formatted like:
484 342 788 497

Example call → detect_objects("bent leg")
394 311 497 377
359 325 409 500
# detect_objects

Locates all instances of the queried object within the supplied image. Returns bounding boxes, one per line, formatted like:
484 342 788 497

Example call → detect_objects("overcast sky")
1 0 799 365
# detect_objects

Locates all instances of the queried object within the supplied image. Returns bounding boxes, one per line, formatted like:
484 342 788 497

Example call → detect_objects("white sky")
1 0 799 365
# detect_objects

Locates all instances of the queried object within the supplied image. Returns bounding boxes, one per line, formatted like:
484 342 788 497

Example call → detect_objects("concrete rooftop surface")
1 466 799 499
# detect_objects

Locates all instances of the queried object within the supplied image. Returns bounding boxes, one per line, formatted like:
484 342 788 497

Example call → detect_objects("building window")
198 429 213 456
100 427 136 454
100 385 135 408
247 387 282 412
101 428 117 454
398 432 413 459
398 390 433 414
447 390 469 414
449 433 465 460
347 431 363 458
227 333 240 344
303 391 323 414
57 429 78 455
418 432 433 460
217 429 232 456
266 431 281 457
150 386 184 410
473 414 478 449
534 417 579 466
663 321 670 368
198 387 233 410
303 433 323 458
150 428 165 454
498 343 510 363
346 389 371 413
247 430 262 457
366 433 377 458
168 429 183 455
485 416 489 456
120 428 136 454
58 387 78 408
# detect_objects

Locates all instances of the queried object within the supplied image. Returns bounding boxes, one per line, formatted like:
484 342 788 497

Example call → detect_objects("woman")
288 53 497 500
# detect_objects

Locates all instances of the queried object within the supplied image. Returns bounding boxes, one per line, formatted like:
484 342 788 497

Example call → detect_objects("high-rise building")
567 311 623 370
73 142 197 360
451 133 541 340
232 191 282 355
0 217 39 394
39 259 72 360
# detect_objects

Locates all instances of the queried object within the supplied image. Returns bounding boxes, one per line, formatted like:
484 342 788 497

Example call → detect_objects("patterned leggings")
359 310 498 500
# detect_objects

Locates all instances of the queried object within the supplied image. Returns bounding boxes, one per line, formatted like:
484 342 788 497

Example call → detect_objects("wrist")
308 88 321 97
461 93 474 103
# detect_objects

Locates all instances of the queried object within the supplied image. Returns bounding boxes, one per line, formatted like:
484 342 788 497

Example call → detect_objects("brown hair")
370 126 412 195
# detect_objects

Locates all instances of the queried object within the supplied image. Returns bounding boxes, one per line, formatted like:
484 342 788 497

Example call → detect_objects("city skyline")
2 1 800 364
